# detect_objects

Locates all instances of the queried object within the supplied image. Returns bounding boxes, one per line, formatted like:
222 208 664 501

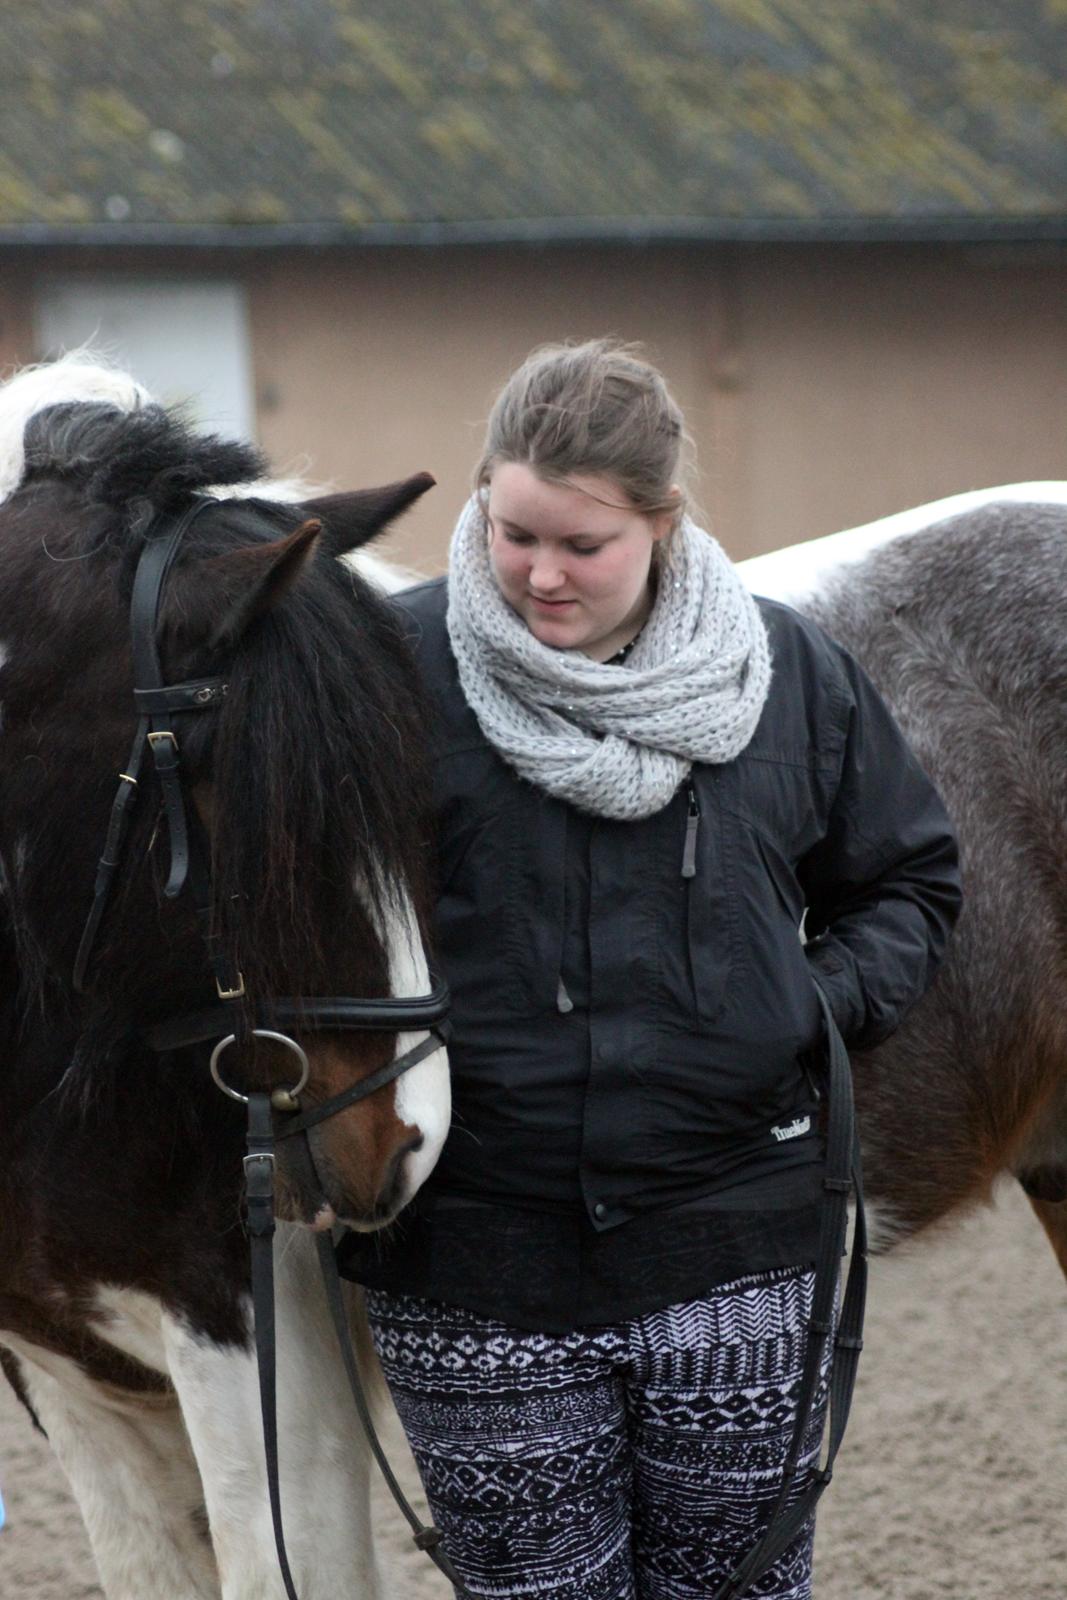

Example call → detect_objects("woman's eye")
503 530 534 546
569 544 601 557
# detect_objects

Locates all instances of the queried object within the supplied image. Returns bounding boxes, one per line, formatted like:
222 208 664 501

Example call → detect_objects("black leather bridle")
73 498 470 1598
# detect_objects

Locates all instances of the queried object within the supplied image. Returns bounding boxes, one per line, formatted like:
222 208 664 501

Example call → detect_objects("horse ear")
164 518 323 651
303 473 435 556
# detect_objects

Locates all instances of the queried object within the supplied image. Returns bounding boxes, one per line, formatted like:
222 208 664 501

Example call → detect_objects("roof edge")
3 215 1067 249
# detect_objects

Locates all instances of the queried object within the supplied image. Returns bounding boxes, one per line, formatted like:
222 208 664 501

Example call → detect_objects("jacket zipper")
557 809 574 1012
681 782 700 878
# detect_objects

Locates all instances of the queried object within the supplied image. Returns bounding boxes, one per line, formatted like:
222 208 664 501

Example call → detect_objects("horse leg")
161 1223 384 1600
0 1333 220 1599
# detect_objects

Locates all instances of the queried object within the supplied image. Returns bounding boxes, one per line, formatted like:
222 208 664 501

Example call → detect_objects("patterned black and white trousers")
366 1266 827 1600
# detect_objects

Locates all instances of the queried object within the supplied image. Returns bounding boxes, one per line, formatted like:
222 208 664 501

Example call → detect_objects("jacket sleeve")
796 647 962 1050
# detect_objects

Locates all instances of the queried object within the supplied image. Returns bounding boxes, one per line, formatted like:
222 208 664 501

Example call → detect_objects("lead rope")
245 1092 302 1600
245 1079 473 1600
313 1230 474 1599
710 985 868 1598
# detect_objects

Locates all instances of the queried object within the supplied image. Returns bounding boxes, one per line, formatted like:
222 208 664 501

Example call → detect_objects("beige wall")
250 241 1067 570
732 244 1067 552
0 260 34 375
248 246 715 573
7 242 1067 572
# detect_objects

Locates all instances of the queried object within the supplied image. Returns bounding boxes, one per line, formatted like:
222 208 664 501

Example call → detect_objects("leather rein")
73 499 470 1598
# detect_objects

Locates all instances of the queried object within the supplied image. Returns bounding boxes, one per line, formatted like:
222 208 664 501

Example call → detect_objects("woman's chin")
526 617 580 650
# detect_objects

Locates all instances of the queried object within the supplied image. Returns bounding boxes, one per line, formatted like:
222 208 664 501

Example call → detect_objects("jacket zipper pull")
556 975 574 1014
681 783 700 878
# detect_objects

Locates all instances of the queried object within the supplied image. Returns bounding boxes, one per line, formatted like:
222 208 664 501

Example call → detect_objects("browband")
143 983 453 1053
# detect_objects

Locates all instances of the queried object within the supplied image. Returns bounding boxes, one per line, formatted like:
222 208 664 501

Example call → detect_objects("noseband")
73 498 468 1597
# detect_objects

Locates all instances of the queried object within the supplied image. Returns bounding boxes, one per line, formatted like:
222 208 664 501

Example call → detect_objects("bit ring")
209 1029 310 1108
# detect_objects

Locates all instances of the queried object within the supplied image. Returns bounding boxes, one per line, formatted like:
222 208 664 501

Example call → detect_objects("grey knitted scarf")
446 496 772 820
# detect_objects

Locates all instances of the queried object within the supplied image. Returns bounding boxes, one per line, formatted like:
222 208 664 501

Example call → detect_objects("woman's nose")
530 550 566 590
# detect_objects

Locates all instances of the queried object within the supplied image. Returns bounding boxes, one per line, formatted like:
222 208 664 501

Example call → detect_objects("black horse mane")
204 497 431 1000
22 401 264 507
16 400 431 1019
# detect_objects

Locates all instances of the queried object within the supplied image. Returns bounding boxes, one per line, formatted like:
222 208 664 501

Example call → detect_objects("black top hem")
338 1168 824 1334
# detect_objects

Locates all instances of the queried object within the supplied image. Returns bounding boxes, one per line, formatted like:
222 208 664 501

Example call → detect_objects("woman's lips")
529 595 576 610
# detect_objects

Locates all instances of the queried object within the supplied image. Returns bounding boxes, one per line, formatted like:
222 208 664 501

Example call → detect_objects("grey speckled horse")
741 485 1067 1278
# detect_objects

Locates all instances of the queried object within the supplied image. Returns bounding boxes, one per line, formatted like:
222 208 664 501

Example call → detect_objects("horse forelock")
199 502 433 1003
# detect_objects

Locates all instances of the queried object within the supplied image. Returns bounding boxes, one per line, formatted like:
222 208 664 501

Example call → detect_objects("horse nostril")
393 1131 424 1176
377 1133 424 1216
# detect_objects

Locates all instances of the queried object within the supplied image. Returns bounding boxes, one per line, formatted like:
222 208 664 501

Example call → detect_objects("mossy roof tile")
1 0 1065 239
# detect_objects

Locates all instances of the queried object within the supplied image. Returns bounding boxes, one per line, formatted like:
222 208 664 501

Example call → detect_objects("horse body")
0 359 449 1598
740 486 1067 1275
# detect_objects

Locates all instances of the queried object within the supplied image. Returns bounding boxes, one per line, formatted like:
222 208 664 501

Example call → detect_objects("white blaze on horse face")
161 1225 384 1600
0 353 150 503
1 1327 220 1599
385 891 450 1202
738 482 1067 606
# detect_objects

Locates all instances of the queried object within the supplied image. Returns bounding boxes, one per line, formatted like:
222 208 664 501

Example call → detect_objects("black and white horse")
742 485 1067 1279
0 358 450 1599
3 350 1065 1600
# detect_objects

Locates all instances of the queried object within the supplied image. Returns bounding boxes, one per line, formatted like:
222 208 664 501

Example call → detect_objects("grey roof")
3 0 1067 244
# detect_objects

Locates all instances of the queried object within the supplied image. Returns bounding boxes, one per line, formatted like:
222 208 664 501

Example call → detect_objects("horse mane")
22 401 264 509
200 497 431 1000
0 363 431 1033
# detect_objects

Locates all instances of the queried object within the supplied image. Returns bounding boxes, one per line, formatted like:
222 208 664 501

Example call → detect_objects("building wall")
7 242 1067 573
247 245 715 573
732 243 1067 553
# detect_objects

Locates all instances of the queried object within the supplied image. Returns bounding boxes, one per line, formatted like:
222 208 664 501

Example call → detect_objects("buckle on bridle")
242 1150 276 1176
217 971 246 1001
242 1148 276 1215
147 729 178 752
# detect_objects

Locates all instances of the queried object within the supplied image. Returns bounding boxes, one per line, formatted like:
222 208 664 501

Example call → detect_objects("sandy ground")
0 1181 1063 1600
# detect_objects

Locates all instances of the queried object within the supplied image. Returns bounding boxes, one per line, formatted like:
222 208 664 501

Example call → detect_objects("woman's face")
485 463 671 661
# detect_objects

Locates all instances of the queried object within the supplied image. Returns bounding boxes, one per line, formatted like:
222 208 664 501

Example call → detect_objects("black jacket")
341 578 961 1328
390 578 961 1225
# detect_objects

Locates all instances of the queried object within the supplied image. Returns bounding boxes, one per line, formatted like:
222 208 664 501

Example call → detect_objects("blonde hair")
475 339 693 535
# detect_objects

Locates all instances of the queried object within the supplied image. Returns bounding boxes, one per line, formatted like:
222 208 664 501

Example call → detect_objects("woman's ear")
651 487 682 543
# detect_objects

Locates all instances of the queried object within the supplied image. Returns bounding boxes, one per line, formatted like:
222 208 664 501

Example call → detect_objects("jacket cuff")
804 939 865 1043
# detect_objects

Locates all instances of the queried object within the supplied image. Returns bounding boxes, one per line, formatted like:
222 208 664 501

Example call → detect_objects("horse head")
0 359 450 1234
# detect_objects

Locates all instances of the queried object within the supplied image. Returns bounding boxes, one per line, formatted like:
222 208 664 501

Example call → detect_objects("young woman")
340 341 961 1600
